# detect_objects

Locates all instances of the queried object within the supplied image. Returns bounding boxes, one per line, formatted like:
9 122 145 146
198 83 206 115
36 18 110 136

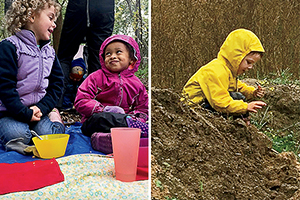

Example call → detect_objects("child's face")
27 5 57 44
237 53 261 76
104 41 133 73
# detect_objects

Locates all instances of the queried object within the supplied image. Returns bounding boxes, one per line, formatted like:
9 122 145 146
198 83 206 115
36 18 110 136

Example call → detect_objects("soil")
151 79 300 200
60 108 82 125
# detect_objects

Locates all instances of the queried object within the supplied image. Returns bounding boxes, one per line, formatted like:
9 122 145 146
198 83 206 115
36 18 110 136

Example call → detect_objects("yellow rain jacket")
182 29 265 114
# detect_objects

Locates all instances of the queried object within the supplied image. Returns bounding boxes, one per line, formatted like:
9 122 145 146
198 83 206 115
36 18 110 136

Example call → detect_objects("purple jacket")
0 30 63 122
74 35 148 123
1 30 55 109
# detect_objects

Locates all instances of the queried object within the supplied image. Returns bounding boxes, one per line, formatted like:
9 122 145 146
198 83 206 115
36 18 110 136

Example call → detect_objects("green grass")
252 112 300 161
155 179 163 190
165 197 178 200
250 73 300 160
264 128 300 154
243 68 300 86
135 65 148 79
267 68 300 85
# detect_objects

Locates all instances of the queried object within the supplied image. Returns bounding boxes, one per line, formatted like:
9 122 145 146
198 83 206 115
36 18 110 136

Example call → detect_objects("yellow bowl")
32 134 70 159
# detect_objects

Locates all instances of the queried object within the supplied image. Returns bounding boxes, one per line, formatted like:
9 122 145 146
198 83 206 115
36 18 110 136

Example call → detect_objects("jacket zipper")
118 73 123 106
34 46 44 103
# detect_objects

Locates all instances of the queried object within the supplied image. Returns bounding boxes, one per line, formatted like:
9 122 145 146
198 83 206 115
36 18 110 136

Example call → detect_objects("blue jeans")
0 115 65 145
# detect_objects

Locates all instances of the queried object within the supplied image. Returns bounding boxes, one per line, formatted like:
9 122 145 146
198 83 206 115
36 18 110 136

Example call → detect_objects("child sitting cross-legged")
74 35 148 154
0 0 65 155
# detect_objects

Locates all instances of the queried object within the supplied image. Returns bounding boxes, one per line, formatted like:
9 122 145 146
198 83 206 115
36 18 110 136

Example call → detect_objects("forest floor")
60 108 82 126
151 79 300 200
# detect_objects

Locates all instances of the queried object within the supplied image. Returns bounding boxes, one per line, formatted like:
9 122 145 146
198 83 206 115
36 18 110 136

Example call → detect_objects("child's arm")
0 40 33 122
237 80 265 99
130 84 149 122
74 72 105 118
237 80 256 99
36 55 64 115
199 70 249 114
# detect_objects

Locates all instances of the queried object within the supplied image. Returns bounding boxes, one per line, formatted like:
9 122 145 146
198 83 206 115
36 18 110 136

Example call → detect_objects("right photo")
151 0 300 199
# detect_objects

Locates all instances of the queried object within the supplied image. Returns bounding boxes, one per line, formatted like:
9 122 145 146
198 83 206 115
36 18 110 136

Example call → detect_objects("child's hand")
103 106 125 114
253 83 265 98
247 101 267 113
30 106 42 122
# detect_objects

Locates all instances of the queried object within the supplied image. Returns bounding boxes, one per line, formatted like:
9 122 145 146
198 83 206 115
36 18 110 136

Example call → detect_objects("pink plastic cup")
111 127 141 182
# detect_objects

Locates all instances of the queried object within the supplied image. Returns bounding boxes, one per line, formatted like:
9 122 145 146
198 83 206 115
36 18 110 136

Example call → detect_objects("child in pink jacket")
74 35 148 154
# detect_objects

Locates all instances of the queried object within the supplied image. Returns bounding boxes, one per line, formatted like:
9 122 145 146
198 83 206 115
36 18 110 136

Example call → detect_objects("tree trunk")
53 12 63 54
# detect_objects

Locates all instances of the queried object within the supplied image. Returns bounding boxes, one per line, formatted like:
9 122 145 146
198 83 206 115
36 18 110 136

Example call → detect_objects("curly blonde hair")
5 0 61 35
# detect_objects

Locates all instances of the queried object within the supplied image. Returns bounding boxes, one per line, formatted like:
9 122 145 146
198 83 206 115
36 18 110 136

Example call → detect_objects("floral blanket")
1 154 149 199
0 123 149 199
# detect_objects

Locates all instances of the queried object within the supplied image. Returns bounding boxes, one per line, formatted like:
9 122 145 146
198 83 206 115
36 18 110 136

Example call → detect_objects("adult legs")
57 0 87 109
86 0 115 74
4 0 13 13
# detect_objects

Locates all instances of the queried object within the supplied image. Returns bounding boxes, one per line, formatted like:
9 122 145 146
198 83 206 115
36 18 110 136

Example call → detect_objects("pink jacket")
74 35 148 123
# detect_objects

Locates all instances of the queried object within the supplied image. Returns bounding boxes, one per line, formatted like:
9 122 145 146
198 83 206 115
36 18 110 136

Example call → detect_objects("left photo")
0 0 150 198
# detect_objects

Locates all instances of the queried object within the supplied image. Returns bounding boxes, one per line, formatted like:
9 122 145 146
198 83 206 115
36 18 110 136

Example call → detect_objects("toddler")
74 34 148 154
182 29 267 124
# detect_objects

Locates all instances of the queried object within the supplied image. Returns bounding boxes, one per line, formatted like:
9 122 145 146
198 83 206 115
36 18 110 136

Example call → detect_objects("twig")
281 122 300 132
190 108 220 134
259 105 270 126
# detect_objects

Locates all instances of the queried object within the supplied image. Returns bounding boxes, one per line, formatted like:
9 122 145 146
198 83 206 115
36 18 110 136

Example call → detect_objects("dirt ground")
60 108 82 125
151 79 300 200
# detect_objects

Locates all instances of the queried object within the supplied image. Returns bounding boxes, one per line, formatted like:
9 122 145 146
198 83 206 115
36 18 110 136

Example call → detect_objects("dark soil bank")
151 81 300 200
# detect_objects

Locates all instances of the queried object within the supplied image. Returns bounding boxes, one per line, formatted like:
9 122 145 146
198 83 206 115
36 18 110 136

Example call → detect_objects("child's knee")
3 130 31 145
229 92 246 101
52 122 65 134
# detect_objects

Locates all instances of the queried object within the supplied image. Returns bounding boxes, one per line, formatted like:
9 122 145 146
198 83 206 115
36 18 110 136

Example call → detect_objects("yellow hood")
217 29 265 77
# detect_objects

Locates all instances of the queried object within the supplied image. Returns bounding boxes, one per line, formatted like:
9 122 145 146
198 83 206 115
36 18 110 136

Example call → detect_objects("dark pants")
4 0 13 13
61 81 81 110
81 112 128 137
57 0 115 109
203 92 249 119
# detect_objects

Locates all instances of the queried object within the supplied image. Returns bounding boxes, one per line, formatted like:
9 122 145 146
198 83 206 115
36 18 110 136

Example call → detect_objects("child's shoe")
5 138 29 155
126 116 148 138
48 108 64 124
91 132 112 154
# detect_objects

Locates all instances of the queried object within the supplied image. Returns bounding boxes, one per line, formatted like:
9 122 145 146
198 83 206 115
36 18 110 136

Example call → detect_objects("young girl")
74 35 148 154
0 0 64 154
182 29 267 124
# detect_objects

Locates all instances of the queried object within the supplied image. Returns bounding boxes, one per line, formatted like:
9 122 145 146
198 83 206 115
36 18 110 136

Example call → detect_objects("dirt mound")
151 83 300 199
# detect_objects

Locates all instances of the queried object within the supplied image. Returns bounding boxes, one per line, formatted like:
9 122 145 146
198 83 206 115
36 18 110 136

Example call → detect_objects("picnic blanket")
0 154 149 199
0 158 64 195
0 123 149 199
0 122 103 164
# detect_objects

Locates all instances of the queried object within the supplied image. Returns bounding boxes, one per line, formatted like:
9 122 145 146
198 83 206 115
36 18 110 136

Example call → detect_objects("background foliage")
151 0 300 90
0 0 148 80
